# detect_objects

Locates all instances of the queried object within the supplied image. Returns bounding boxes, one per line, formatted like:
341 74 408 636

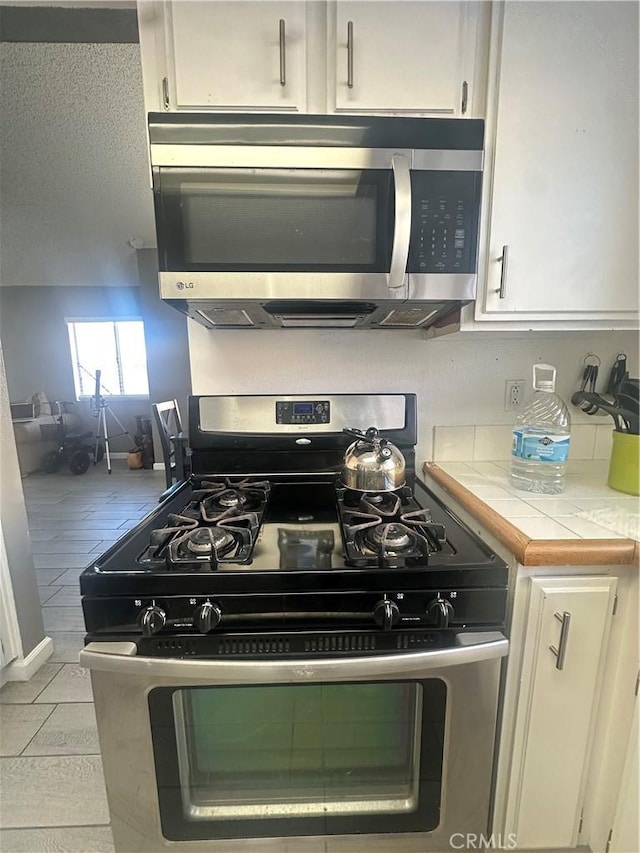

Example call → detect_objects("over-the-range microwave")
149 113 484 331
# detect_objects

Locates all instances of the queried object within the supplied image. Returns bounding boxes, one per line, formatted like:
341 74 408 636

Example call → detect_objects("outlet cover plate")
505 380 525 410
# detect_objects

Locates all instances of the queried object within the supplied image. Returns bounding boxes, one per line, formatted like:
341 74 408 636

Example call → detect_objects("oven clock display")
276 400 330 425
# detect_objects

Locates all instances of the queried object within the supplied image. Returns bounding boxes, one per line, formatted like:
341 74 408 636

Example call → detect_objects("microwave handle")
388 153 412 291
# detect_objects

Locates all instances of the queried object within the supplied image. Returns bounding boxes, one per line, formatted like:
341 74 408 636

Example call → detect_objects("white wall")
0 345 46 659
188 324 639 463
0 41 154 287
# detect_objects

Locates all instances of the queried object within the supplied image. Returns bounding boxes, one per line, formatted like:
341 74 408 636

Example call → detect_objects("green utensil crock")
607 430 640 496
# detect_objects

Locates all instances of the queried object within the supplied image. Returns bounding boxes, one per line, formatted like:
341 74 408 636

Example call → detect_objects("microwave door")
152 158 403 293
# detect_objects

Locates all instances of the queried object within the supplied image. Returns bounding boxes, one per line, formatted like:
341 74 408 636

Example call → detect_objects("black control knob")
140 605 166 637
427 597 454 628
373 599 400 632
196 601 222 634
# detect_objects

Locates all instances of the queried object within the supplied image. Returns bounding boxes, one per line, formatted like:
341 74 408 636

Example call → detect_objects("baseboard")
1 635 54 685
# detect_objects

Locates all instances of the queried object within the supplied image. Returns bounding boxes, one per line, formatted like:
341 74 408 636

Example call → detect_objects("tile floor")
0 461 165 853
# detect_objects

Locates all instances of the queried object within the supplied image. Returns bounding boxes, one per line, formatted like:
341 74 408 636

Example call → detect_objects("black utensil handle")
606 353 628 395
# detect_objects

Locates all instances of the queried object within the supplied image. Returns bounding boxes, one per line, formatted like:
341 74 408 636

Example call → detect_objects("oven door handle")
387 152 412 294
79 633 508 682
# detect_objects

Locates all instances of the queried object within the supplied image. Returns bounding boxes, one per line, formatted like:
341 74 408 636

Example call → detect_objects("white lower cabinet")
500 575 617 849
608 700 639 853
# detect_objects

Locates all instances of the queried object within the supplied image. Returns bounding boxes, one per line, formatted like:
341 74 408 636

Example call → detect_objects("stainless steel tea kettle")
341 427 406 492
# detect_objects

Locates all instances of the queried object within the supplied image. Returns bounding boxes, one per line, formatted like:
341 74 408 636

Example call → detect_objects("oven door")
81 633 507 853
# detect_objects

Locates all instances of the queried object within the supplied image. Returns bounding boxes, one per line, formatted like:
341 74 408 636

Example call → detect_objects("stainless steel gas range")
80 394 508 853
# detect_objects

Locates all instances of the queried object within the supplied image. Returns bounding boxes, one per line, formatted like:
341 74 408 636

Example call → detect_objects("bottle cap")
533 363 556 392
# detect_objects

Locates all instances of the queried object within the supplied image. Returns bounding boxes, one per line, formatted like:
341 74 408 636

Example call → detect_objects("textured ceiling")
0 42 156 286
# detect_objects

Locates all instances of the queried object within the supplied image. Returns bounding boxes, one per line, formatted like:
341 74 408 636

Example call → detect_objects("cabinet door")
505 576 617 849
331 1 476 114
479 2 638 321
166 1 307 111
609 698 639 853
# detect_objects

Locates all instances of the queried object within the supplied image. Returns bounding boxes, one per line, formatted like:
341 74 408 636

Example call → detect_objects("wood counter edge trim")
423 462 638 566
524 538 637 566
423 462 531 563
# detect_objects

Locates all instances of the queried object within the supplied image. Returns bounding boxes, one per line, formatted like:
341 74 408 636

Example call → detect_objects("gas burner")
163 513 261 571
400 510 447 550
338 509 432 567
138 515 200 563
359 491 402 517
218 489 247 509
195 478 271 523
365 522 417 553
175 526 236 559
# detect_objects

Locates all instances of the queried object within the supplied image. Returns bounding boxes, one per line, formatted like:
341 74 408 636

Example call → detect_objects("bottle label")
512 430 570 463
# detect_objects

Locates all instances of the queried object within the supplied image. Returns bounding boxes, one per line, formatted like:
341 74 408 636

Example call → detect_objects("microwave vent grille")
197 308 254 327
380 308 439 327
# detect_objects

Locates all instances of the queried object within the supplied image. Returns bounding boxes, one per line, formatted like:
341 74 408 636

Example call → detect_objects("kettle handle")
343 427 379 442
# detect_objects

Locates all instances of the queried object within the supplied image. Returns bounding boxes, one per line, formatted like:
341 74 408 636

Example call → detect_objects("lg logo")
176 281 195 291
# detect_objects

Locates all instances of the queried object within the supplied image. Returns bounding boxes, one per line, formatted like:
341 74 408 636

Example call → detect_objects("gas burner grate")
336 484 451 568
193 478 271 523
164 514 259 571
136 475 270 570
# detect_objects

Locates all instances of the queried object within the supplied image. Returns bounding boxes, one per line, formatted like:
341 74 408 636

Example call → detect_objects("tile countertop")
422 460 639 567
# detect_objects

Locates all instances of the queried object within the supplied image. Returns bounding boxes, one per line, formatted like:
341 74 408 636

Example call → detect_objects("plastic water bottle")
510 364 571 494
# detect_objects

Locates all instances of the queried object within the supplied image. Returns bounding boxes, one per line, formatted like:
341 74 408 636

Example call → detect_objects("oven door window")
149 679 445 841
153 168 394 273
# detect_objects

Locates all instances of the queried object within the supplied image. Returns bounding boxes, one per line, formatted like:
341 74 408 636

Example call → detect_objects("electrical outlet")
505 380 525 410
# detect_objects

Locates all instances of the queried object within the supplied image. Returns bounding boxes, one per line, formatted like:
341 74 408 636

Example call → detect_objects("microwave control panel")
276 400 330 425
408 172 481 274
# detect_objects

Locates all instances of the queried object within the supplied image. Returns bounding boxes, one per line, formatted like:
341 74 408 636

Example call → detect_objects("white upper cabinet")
474 1 639 327
140 1 307 112
138 1 484 116
329 1 479 115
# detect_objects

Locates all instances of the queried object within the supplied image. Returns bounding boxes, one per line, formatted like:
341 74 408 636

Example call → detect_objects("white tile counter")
422 459 639 566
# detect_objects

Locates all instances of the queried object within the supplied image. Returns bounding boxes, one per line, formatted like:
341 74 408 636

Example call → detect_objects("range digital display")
275 400 330 425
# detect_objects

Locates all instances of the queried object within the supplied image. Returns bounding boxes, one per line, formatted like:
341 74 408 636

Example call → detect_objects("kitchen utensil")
571 390 608 415
619 378 639 402
579 355 599 394
605 353 628 396
570 392 639 433
608 431 639 495
616 393 640 416
341 426 406 492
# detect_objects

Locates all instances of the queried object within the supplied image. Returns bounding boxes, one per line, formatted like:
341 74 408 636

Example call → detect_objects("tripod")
93 370 134 474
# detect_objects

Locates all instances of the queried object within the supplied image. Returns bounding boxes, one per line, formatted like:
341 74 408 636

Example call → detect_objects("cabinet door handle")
279 19 286 86
549 610 571 670
162 76 170 110
461 80 468 114
497 245 509 299
347 20 354 89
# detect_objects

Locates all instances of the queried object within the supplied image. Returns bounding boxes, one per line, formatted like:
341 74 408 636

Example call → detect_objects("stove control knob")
373 599 400 632
427 597 454 628
196 602 222 634
140 605 166 637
